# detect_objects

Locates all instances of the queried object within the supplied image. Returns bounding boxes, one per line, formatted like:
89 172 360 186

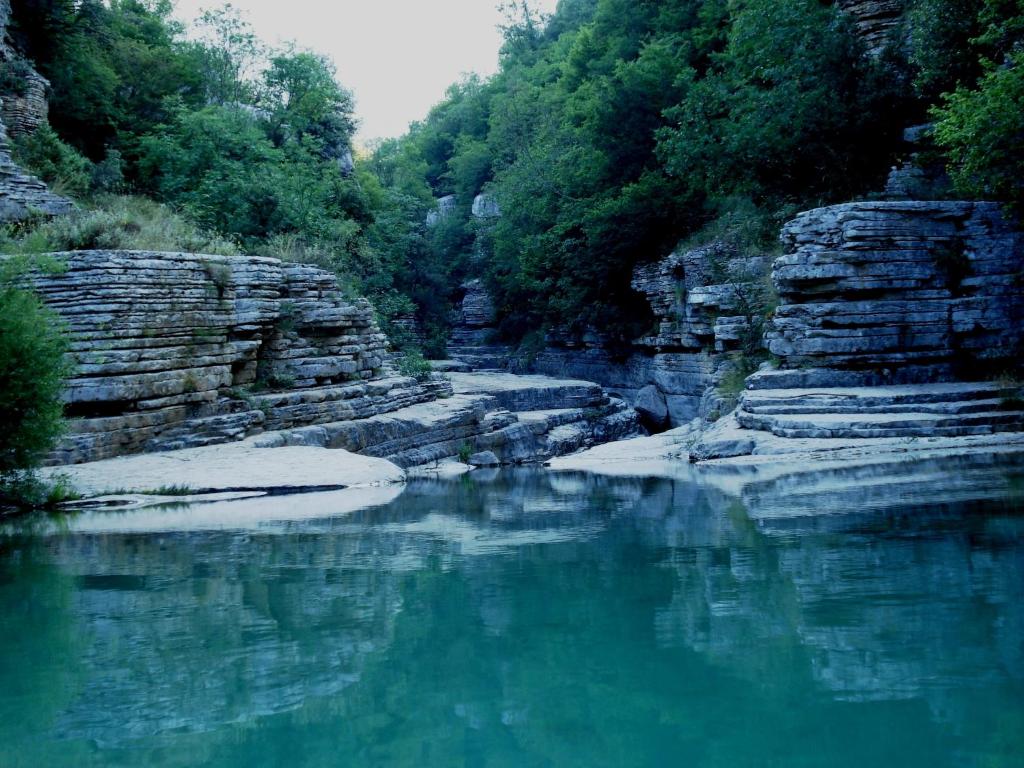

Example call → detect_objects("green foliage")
397 351 434 382
0 282 72 477
457 441 474 464
0 195 240 255
11 124 93 198
0 56 34 96
932 52 1024 213
0 471 81 512
364 0 911 345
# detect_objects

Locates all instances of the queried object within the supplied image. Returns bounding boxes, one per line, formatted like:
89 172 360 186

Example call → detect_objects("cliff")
15 249 640 479
767 200 1023 378
24 250 448 465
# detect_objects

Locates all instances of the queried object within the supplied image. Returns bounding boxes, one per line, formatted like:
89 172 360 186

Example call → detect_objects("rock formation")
835 0 905 55
471 193 501 219
15 250 639 471
19 250 446 464
446 279 513 369
532 243 771 428
0 116 72 221
691 200 1024 459
0 0 73 220
425 195 457 227
767 200 1023 377
0 65 48 139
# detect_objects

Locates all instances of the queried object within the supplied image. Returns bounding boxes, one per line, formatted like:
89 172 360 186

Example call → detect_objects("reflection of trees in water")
0 466 1021 766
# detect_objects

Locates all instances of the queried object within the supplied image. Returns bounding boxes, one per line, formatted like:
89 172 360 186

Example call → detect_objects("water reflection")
1 460 1022 767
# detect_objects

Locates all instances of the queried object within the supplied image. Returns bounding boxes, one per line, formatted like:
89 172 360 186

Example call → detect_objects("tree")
0 282 71 477
933 52 1024 211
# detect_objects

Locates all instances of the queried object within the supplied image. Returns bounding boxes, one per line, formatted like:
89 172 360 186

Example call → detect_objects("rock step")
148 411 266 452
255 377 640 469
737 408 1024 439
743 398 1009 416
742 381 1015 406
447 372 605 412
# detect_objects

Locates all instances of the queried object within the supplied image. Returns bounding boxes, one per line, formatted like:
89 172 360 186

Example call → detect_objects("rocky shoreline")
16 196 1024 505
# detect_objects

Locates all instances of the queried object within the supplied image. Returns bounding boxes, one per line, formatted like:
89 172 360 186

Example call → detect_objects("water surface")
1 461 1023 767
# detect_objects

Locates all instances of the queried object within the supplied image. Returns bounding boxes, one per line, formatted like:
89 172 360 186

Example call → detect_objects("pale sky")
172 0 560 144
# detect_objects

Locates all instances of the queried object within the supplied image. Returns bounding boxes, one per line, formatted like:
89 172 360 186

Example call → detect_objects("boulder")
425 195 457 227
471 193 501 219
634 384 669 433
468 451 501 467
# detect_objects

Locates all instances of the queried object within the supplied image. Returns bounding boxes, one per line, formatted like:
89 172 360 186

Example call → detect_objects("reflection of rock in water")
9 466 1022 758
49 531 406 746
651 460 1024 719
739 452 1024 520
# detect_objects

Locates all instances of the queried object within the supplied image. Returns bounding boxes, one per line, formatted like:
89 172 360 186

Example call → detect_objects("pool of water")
1 461 1023 767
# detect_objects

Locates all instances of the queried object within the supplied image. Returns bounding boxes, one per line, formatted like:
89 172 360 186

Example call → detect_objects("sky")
171 0 560 145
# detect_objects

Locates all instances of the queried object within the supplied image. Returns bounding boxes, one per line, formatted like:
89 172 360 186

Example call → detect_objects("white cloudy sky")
171 0 560 144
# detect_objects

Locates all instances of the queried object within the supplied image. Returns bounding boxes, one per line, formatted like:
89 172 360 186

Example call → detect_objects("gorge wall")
764 200 1023 385
450 197 1024 436
25 251 450 465
496 243 770 429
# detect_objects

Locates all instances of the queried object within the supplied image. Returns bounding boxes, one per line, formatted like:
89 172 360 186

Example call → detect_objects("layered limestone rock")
257 371 640 468
20 250 447 465
0 116 72 220
0 0 70 218
534 243 771 427
836 0 905 55
687 200 1024 459
0 66 48 138
447 279 513 369
767 201 1024 376
631 243 770 355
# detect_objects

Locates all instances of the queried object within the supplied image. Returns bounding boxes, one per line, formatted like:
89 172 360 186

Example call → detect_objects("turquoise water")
1 463 1023 767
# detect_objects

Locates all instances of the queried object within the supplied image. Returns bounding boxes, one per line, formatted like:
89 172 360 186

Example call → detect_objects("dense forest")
3 0 1023 354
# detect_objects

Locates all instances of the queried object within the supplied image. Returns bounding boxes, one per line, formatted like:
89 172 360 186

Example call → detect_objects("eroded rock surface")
836 0 905 55
447 279 513 369
768 201 1023 375
20 250 447 464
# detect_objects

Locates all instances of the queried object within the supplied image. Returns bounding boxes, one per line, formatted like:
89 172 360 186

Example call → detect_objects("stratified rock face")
631 243 770 355
0 68 48 138
21 251 445 464
447 279 513 369
534 243 772 427
425 195 457 227
768 201 1024 375
471 193 501 219
0 116 72 221
836 0 905 55
0 0 56 140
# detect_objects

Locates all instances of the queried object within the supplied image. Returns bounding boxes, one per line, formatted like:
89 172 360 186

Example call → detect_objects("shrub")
932 53 1024 214
11 124 93 198
90 149 125 193
0 471 81 512
0 195 240 255
397 350 433 381
0 283 72 481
